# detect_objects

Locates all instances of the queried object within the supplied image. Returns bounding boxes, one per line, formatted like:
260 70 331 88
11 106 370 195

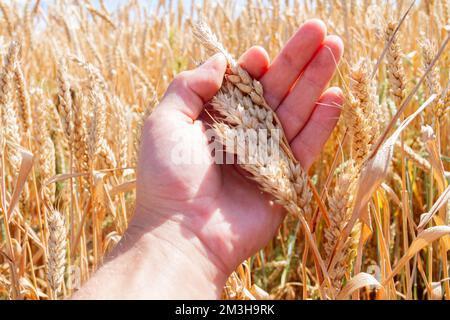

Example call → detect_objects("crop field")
0 0 449 300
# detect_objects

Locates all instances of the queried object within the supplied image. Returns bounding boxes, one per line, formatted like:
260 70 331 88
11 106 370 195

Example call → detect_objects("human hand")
134 19 344 286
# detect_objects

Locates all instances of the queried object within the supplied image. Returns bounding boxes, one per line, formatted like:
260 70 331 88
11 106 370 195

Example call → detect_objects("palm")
137 19 344 274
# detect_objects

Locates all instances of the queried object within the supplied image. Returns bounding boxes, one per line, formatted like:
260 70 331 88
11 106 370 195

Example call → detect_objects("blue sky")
10 0 250 12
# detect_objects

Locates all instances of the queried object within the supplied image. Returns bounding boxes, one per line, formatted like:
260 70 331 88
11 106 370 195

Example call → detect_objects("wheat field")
0 0 449 300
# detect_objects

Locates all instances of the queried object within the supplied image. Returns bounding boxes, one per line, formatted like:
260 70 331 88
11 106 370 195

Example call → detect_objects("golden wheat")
0 0 449 300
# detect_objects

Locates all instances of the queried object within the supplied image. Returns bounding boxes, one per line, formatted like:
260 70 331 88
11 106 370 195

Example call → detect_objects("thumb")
161 53 227 120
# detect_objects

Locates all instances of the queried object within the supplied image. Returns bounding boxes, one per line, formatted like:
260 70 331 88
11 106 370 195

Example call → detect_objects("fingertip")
163 53 227 120
317 87 345 119
323 35 344 61
324 86 345 105
204 52 228 76
238 45 270 79
191 52 228 102
303 18 327 38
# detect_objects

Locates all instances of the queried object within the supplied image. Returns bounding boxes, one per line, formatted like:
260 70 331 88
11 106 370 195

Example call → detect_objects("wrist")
124 205 230 299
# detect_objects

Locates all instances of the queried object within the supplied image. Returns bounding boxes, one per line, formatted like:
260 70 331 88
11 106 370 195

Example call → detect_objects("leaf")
409 226 450 254
432 216 450 252
19 277 39 300
418 184 450 229
44 172 87 186
421 125 446 192
10 220 45 251
7 148 34 222
337 272 382 300
383 226 450 285
109 179 136 197
431 282 443 300
250 284 269 300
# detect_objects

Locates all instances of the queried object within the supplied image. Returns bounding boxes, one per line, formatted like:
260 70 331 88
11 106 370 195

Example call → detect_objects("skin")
74 19 344 299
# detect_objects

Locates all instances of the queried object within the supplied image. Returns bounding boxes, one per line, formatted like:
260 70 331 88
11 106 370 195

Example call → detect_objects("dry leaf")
250 284 270 300
337 272 382 300
7 148 34 222
431 282 443 300
418 184 450 229
384 226 450 285
109 179 136 197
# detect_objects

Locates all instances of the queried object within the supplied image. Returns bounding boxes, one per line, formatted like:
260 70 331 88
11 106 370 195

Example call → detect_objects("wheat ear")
0 41 22 172
98 138 117 169
0 2 14 37
385 21 406 109
69 55 107 163
34 100 56 205
13 59 32 135
421 40 444 120
346 60 379 170
395 141 431 171
72 87 89 175
47 210 67 298
56 56 73 145
113 96 128 171
324 160 360 293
